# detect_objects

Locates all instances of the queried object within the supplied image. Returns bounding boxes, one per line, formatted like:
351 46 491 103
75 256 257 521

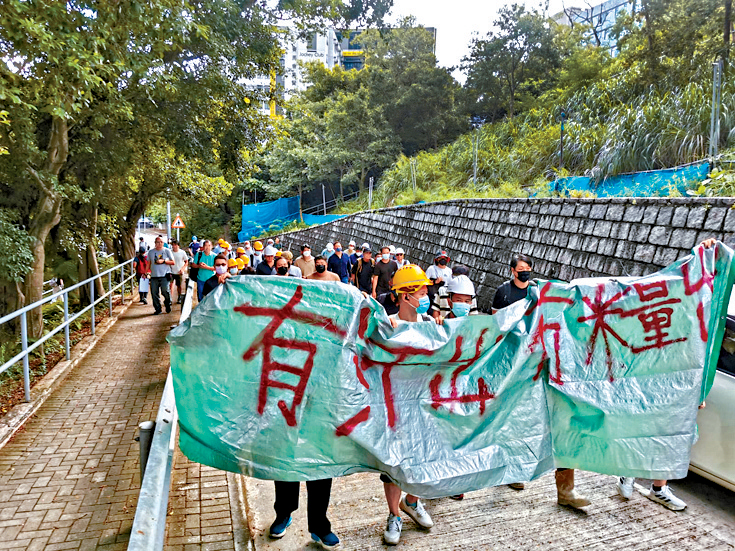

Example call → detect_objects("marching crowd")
135 232 700 549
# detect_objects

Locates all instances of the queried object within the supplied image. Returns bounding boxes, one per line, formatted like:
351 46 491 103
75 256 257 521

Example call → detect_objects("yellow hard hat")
275 250 282 257
236 258 245 270
228 258 238 268
391 265 432 293
223 241 231 249
218 239 225 244
253 241 263 251
236 247 246 255
240 255 249 265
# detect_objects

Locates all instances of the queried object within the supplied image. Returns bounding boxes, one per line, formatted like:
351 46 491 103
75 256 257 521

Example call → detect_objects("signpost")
172 214 185 242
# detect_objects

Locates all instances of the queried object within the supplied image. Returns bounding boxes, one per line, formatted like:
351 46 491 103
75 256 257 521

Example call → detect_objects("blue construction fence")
238 196 345 242
551 161 710 197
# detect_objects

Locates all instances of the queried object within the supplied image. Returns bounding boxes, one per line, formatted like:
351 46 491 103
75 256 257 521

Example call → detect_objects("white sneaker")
617 476 634 499
400 497 434 529
647 484 686 511
383 514 402 545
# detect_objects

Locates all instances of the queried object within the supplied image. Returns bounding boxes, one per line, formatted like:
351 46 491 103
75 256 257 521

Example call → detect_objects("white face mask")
229 268 238 275
382 253 390 261
215 265 227 275
303 250 311 258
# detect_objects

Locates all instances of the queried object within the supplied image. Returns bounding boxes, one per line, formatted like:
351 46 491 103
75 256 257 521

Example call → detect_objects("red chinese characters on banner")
577 280 686 381
527 283 574 384
682 246 714 342
429 330 494 415
335 340 434 436
234 286 347 427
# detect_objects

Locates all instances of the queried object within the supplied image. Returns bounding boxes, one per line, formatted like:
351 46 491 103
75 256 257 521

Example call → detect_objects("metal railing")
128 278 194 551
302 189 360 216
0 258 135 402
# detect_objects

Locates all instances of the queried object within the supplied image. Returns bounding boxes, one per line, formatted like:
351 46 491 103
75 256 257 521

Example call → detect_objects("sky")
386 0 571 82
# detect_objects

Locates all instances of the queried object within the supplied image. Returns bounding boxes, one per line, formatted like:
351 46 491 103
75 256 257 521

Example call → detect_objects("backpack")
189 251 202 281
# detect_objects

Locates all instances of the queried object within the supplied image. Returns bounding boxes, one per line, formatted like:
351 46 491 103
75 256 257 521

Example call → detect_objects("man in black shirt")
491 253 533 312
371 246 398 298
352 247 375 293
491 253 591 510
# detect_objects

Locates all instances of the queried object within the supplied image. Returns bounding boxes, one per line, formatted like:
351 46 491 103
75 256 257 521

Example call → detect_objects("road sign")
172 215 185 229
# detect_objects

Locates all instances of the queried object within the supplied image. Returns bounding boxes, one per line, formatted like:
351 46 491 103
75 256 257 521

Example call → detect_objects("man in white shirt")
169 240 188 304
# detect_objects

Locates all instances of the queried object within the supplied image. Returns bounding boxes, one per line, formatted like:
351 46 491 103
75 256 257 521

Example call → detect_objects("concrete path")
244 470 735 550
0 300 179 551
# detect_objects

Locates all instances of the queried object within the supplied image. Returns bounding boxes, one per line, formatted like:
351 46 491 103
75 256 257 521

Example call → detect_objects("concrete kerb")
0 291 138 450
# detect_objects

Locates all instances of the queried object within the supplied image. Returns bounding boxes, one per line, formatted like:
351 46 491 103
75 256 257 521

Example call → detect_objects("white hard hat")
396 247 405 255
326 243 334 251
267 239 274 245
361 242 370 249
263 245 277 256
389 245 396 254
349 240 356 247
447 275 475 297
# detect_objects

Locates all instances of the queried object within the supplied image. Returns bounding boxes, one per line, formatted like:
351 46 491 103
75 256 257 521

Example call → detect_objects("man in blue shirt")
326 241 351 283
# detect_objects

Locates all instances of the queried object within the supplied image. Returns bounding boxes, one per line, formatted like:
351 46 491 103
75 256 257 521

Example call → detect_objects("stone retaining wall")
268 198 735 312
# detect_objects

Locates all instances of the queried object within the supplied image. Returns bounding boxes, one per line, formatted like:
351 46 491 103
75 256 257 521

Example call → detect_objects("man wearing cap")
351 243 367 266
251 241 264 269
294 244 315 278
394 248 408 269
431 265 479 321
321 242 334 260
189 236 201 255
352 246 374 293
372 246 397 300
347 240 356 257
169 240 188 304
380 265 438 545
213 239 225 255
425 250 452 313
256 245 277 275
327 241 352 283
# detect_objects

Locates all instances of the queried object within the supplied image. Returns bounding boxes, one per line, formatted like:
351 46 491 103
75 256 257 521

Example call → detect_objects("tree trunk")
23 116 68 339
78 206 104 305
114 194 148 261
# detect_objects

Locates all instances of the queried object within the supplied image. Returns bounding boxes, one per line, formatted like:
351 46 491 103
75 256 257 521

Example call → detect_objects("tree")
463 3 559 120
360 20 467 155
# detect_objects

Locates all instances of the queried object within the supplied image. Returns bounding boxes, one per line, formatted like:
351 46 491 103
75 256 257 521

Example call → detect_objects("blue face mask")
452 302 471 317
411 294 430 315
335 247 342 252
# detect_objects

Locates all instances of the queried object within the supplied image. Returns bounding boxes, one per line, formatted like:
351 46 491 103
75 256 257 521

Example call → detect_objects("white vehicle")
689 294 735 492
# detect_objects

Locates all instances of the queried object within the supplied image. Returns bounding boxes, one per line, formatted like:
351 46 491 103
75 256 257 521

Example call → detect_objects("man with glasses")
146 237 175 315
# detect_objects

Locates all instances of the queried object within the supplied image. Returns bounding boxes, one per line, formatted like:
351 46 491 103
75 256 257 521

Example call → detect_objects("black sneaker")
154 311 161 315
165 304 171 314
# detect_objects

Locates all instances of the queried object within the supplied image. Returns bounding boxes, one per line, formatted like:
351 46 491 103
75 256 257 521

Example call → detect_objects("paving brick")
0 304 180 550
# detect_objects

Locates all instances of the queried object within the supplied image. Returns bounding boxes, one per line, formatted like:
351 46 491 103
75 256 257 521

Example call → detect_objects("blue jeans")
197 279 206 301
340 276 349 284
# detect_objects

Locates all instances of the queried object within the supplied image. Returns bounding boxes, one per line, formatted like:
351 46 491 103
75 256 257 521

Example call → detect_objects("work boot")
555 469 590 509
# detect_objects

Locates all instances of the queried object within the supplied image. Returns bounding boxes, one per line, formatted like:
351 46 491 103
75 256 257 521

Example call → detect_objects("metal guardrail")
128 278 194 551
0 258 135 402
302 190 360 216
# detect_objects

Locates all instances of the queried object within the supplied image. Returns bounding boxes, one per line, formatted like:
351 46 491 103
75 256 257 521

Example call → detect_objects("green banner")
169 243 734 498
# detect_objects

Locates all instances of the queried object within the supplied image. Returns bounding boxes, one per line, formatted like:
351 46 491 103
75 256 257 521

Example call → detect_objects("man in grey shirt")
146 236 175 315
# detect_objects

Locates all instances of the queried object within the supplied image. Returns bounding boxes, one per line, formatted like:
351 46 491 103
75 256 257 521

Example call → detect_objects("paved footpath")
0 301 186 551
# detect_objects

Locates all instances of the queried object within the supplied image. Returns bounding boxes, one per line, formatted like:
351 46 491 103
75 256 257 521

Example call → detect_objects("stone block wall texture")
268 198 735 312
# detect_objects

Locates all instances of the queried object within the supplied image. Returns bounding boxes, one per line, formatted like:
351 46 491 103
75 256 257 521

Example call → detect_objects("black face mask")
315 264 326 273
438 259 447 266
516 270 532 282
277 266 289 275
